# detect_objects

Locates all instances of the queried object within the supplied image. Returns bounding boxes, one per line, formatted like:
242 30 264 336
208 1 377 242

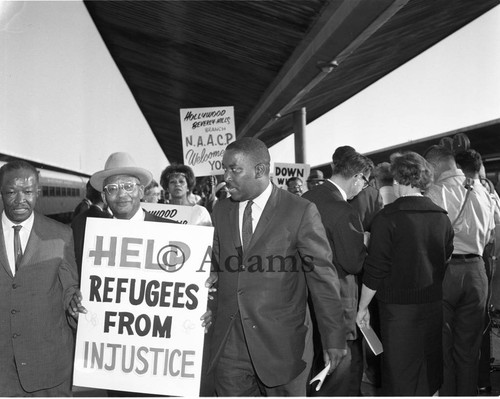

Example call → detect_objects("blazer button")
240 265 246 271
12 333 20 338
12 283 18 289
11 309 18 314
252 325 257 329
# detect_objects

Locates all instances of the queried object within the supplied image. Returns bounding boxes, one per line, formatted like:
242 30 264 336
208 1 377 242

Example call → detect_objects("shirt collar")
437 168 464 183
2 210 35 231
240 181 273 211
328 179 348 201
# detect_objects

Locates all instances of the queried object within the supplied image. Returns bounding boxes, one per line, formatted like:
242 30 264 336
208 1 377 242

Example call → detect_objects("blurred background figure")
373 162 397 206
72 180 93 219
306 169 324 191
160 164 211 226
141 178 161 203
286 176 303 196
357 151 454 396
215 181 229 200
71 179 111 277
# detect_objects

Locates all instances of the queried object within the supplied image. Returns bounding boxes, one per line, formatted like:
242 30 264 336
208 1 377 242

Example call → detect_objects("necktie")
13 225 23 273
242 200 253 252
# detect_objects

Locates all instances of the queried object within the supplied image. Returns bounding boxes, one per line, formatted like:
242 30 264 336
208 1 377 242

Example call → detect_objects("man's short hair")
0 160 39 186
390 151 433 192
226 138 271 169
333 151 373 179
373 162 393 187
423 144 454 163
455 149 483 175
331 146 356 169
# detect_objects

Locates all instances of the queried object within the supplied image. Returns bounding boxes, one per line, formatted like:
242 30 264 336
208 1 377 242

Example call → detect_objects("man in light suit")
209 138 347 396
303 149 372 396
0 160 85 396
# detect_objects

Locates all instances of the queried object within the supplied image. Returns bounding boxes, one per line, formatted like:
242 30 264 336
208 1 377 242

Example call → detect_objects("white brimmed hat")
90 152 153 191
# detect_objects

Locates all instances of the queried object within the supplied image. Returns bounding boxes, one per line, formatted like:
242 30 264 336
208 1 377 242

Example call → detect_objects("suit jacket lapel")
19 213 42 270
228 200 241 251
0 223 13 278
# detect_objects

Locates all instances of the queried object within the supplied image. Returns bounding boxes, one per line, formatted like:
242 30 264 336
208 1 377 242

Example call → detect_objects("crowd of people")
0 136 498 397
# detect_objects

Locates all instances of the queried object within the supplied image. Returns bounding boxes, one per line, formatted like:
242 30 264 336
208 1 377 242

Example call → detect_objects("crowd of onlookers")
1 138 499 397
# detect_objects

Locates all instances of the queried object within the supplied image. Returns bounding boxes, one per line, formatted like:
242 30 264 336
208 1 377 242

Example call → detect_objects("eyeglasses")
103 182 138 195
360 175 369 189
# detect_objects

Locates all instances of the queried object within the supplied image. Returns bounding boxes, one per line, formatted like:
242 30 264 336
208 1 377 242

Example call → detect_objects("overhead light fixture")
317 60 339 74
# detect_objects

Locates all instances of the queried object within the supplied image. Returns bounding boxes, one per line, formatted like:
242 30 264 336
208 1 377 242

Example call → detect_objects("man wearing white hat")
89 152 172 222
73 152 214 396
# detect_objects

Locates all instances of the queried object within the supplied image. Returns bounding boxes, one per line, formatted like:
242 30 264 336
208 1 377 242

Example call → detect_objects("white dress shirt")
2 211 35 275
238 182 273 245
426 169 495 255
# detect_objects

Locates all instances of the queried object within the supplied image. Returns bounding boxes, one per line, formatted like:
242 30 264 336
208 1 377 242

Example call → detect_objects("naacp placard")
180 106 235 176
73 218 213 396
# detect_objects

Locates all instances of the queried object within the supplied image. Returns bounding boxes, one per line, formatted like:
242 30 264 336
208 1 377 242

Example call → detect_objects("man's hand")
201 309 213 333
67 288 87 319
323 348 347 374
356 307 370 329
205 272 218 300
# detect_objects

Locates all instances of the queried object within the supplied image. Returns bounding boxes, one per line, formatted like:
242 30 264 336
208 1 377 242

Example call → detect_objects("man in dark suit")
209 138 346 396
303 149 372 395
0 160 85 396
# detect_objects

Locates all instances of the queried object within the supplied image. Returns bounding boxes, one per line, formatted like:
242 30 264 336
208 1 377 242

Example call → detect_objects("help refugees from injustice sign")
180 106 235 177
73 218 213 397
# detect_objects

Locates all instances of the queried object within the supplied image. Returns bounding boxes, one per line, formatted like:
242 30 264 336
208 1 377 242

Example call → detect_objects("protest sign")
73 218 213 397
141 202 194 224
273 162 310 190
180 106 235 176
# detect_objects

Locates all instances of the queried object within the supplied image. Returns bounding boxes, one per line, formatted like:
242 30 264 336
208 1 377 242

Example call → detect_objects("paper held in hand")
309 362 330 391
359 324 383 355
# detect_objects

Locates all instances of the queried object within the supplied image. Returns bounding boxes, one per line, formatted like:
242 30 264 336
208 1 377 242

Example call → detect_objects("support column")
293 107 306 163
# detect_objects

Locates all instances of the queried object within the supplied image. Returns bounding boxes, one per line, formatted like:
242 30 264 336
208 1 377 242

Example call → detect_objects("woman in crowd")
160 164 212 226
356 151 454 396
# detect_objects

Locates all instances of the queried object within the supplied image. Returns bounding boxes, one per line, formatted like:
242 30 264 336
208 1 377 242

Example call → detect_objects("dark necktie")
13 225 23 273
242 200 253 252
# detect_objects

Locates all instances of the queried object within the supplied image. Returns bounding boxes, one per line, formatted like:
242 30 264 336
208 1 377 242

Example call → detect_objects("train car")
0 159 89 224
313 119 500 186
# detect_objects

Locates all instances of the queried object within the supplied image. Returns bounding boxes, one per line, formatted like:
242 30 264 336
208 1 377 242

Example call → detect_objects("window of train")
55 187 61 196
49 186 55 196
42 186 49 197
61 187 66 196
